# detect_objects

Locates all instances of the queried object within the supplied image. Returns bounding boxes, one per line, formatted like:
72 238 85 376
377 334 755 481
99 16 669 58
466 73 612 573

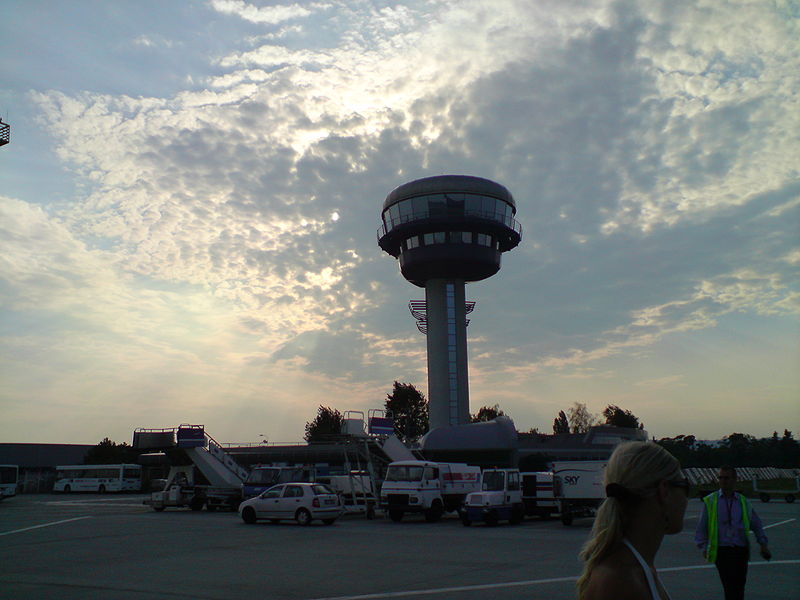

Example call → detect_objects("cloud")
209 0 329 25
8 0 797 440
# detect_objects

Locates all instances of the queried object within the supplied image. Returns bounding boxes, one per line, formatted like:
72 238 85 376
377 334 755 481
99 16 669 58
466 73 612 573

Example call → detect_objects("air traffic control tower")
378 175 522 430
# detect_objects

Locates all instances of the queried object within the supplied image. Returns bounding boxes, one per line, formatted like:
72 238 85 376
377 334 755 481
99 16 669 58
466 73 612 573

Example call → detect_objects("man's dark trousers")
715 546 749 600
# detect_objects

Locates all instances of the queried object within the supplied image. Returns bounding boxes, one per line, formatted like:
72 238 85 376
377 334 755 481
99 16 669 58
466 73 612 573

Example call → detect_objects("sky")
1 0 798 445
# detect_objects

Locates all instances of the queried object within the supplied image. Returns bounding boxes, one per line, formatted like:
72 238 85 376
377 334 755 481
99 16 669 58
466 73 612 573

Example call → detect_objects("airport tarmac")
0 493 797 599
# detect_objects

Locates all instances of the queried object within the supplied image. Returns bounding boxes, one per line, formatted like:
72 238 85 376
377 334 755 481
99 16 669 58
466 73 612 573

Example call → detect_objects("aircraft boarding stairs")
134 425 249 487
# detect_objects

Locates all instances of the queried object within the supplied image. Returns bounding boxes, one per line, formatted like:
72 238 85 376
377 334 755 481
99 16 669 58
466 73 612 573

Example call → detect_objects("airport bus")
53 464 142 493
0 465 18 499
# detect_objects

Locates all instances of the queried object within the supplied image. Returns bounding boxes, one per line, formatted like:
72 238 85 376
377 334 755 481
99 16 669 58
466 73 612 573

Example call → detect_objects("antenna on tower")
0 115 10 147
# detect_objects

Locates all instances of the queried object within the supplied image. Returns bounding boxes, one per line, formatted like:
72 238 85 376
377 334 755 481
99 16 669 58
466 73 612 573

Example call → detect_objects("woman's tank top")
622 539 673 600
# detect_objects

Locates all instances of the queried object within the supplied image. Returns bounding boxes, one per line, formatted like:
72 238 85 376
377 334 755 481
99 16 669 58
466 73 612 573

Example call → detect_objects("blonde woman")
577 441 690 600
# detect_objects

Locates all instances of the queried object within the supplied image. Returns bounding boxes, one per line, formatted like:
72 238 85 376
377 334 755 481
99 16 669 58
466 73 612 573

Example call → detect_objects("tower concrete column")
425 278 470 429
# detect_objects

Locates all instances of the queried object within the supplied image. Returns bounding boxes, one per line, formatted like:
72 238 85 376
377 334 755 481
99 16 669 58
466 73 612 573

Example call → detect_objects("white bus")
0 465 18 499
53 464 142 493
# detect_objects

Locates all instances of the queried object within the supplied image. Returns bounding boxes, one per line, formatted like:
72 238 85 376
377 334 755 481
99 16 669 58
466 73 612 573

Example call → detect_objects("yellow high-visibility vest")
703 492 751 563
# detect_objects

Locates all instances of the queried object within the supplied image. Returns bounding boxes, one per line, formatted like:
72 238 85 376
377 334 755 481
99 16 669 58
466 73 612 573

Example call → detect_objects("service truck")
460 468 524 526
144 465 241 512
521 471 559 518
553 460 607 525
380 460 480 522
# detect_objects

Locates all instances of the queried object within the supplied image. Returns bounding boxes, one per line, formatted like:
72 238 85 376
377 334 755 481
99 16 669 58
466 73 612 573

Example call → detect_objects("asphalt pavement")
0 493 797 599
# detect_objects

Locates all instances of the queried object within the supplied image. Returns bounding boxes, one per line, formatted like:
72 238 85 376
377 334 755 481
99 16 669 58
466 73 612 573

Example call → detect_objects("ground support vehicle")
0 465 18 500
239 482 343 526
138 425 249 511
553 460 607 525
460 468 523 526
379 460 480 522
753 477 799 503
144 465 241 512
521 471 559 518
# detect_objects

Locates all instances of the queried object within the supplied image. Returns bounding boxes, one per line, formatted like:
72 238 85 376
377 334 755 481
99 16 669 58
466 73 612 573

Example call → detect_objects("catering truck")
553 460 607 525
460 468 524 526
380 460 480 522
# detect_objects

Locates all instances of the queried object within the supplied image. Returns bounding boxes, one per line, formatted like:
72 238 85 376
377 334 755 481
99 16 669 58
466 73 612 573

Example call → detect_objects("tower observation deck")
378 175 521 430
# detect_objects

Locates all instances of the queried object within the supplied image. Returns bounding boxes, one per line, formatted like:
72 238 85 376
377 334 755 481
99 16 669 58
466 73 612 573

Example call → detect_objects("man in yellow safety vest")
694 466 771 600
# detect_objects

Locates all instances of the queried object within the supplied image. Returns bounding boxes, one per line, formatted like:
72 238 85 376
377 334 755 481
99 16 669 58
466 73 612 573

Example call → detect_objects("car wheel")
322 518 336 526
786 494 795 504
190 497 205 511
389 509 403 522
760 493 771 503
241 507 257 524
64 484 71 493
98 485 106 494
295 508 312 526
461 514 471 526
153 505 165 512
206 504 217 512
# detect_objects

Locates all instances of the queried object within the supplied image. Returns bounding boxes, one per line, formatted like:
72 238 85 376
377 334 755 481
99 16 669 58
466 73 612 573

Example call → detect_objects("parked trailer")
553 460 607 525
460 468 524 526
753 477 799 503
521 471 559 518
380 460 481 522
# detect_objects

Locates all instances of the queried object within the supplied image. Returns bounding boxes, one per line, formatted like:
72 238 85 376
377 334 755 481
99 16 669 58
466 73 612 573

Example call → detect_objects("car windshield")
482 471 505 491
385 465 424 482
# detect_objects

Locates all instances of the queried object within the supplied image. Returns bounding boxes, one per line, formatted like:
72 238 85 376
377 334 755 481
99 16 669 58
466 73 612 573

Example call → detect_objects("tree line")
656 431 799 469
305 381 515 443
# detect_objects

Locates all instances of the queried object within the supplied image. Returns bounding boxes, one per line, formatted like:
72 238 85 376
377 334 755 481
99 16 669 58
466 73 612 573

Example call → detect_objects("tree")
602 405 643 429
553 410 570 434
84 438 139 464
304 405 344 442
567 402 598 434
471 404 506 423
385 381 429 442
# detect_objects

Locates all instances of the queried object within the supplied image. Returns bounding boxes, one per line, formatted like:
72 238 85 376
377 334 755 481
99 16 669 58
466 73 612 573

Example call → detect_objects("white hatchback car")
239 482 342 526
